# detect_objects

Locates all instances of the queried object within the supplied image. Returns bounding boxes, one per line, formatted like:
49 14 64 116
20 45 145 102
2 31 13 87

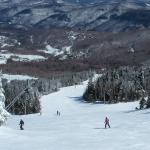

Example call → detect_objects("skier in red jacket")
105 117 110 129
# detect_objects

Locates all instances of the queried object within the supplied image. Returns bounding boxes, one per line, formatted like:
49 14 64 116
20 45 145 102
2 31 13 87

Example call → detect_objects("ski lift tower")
6 80 33 114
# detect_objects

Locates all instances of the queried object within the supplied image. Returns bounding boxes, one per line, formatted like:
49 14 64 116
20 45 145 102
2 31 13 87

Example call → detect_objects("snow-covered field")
0 53 47 64
0 81 150 150
2 74 37 82
38 45 72 60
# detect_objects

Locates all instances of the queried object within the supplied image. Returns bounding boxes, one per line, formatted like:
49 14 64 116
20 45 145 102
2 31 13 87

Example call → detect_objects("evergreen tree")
83 67 150 105
0 72 9 125
145 97 150 109
83 80 96 102
139 97 146 109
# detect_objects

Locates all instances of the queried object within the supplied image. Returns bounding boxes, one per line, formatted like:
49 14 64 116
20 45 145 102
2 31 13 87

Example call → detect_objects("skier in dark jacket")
57 110 60 116
105 117 110 129
19 119 24 130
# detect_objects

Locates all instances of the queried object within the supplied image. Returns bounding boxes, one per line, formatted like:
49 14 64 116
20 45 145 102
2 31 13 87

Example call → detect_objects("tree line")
83 67 150 109
3 71 94 115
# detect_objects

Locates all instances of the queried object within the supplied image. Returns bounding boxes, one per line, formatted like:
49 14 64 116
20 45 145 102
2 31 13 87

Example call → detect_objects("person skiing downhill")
105 117 110 129
57 110 60 116
19 119 24 130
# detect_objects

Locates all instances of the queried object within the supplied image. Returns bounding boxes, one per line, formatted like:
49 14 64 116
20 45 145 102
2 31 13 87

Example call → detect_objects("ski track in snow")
0 81 150 150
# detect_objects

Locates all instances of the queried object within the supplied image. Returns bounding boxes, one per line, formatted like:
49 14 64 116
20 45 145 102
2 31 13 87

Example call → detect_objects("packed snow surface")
0 81 150 150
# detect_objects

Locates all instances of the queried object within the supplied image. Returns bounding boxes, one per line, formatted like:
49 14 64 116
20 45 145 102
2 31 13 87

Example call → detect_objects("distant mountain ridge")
65 0 150 5
0 0 150 31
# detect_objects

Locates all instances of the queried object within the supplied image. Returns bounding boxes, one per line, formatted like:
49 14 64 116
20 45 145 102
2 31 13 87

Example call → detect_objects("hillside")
0 79 150 150
1 28 150 77
1 0 150 78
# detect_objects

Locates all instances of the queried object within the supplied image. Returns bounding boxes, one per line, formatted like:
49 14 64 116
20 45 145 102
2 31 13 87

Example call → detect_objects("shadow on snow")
68 96 85 103
68 96 106 105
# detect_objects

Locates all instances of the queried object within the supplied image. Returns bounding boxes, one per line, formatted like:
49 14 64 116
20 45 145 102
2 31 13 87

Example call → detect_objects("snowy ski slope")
0 81 150 150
